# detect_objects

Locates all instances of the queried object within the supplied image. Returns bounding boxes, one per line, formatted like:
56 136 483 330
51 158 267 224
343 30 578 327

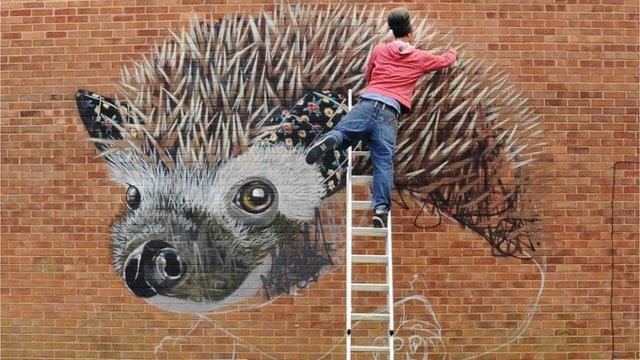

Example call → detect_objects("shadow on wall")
74 3 543 319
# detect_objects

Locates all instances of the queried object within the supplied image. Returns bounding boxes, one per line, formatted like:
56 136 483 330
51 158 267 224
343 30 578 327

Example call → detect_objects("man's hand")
448 47 458 57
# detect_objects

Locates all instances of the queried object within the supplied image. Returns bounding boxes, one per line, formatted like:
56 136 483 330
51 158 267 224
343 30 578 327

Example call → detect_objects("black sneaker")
372 209 388 228
305 135 337 165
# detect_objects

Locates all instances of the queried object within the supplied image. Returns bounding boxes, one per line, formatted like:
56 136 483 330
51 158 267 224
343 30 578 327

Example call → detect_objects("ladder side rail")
346 146 353 358
345 89 353 360
387 210 394 359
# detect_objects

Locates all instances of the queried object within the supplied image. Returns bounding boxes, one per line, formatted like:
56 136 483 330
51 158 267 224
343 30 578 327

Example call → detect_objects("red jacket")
362 41 457 112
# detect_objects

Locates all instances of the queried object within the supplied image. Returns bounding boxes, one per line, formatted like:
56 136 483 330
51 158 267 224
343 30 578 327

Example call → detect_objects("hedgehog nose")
124 255 156 298
123 241 185 298
153 248 184 282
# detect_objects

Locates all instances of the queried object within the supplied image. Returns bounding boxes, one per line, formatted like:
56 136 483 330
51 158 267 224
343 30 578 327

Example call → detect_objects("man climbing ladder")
305 7 458 228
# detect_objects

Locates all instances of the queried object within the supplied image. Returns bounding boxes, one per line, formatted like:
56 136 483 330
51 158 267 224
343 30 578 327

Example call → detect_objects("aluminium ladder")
345 90 394 359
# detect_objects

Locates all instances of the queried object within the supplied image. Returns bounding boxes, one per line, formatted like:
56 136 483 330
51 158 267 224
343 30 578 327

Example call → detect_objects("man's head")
388 7 413 42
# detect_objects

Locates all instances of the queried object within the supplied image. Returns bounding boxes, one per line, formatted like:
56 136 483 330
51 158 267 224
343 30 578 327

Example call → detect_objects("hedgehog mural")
75 4 543 313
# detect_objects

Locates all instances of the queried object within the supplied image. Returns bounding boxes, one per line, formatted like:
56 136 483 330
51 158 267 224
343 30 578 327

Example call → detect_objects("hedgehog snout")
123 240 186 298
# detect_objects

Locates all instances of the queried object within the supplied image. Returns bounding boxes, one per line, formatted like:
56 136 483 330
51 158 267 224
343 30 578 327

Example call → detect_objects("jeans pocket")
376 109 398 128
374 114 398 148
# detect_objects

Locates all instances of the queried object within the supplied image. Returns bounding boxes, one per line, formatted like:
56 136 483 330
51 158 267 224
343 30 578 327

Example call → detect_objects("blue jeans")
325 99 398 213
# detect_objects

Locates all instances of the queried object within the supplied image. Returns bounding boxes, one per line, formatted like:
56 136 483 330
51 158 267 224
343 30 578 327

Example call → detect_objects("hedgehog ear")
75 89 125 150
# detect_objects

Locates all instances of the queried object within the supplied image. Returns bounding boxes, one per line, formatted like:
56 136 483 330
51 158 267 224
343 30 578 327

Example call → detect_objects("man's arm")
419 48 458 73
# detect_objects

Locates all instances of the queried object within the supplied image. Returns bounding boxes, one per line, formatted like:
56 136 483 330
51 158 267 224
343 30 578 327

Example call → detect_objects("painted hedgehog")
75 4 542 313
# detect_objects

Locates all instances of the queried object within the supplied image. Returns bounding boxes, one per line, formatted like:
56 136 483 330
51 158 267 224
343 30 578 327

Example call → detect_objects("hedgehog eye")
226 178 279 226
126 185 141 210
233 180 274 214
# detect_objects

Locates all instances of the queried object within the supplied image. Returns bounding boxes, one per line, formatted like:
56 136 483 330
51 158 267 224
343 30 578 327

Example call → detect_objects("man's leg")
305 100 375 164
368 108 398 228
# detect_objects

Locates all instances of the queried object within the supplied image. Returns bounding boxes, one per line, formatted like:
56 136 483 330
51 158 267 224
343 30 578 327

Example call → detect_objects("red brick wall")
1 1 638 359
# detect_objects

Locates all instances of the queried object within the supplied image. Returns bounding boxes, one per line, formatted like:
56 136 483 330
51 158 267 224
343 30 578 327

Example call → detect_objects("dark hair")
387 7 412 38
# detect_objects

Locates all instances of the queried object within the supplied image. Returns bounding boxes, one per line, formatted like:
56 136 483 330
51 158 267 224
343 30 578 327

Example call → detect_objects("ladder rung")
351 200 372 210
351 175 372 186
350 345 389 352
352 254 387 264
352 313 390 321
352 283 388 292
351 151 370 156
352 227 387 237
